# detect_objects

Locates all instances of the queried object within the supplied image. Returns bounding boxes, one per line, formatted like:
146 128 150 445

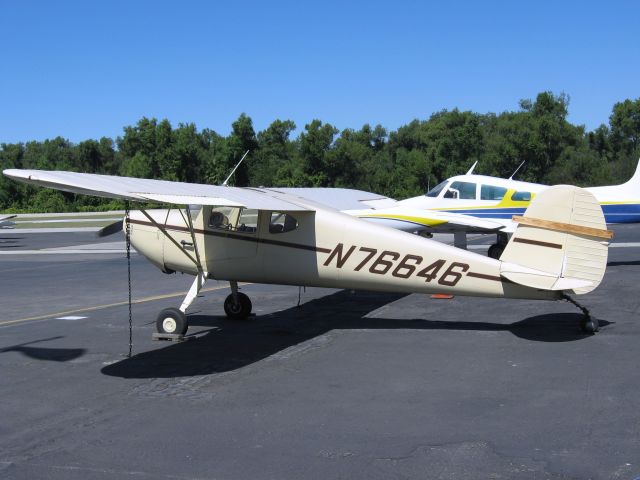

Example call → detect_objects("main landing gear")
224 291 252 319
144 205 252 338
155 279 253 336
488 232 509 260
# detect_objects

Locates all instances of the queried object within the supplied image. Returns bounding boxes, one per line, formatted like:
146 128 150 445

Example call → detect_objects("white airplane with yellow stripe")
3 168 613 335
348 159 640 259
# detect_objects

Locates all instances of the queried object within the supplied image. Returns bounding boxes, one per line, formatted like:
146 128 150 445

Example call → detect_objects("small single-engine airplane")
349 158 640 259
0 214 16 228
3 168 613 334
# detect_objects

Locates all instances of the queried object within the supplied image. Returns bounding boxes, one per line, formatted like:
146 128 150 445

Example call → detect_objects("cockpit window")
208 207 234 229
426 181 448 198
511 191 532 201
236 208 258 233
208 207 258 233
444 181 476 199
269 212 298 234
480 185 507 201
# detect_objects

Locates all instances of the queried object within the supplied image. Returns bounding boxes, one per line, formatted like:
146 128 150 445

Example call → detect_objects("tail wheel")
224 292 252 319
156 307 188 335
581 317 600 334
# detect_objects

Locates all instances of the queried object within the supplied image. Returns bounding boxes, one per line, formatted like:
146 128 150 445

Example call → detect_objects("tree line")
1 92 639 212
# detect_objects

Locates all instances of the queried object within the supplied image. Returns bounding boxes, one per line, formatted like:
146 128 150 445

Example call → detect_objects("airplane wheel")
488 244 504 260
156 307 188 335
581 317 599 334
224 292 252 319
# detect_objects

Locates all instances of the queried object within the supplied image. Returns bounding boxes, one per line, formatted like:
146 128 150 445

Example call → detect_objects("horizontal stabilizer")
500 262 594 291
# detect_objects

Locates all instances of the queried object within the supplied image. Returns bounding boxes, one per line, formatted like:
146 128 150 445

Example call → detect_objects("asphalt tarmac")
1 226 639 479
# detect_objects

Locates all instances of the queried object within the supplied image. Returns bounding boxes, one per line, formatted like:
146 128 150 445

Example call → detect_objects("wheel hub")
162 318 177 333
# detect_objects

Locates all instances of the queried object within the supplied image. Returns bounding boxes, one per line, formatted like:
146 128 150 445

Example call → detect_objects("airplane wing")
346 206 514 234
2 169 314 212
0 214 17 221
268 188 515 233
268 187 398 210
2 169 515 235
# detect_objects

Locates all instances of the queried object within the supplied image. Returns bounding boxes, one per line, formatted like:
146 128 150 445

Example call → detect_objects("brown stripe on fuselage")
466 271 504 283
128 219 332 254
513 237 562 249
467 272 516 285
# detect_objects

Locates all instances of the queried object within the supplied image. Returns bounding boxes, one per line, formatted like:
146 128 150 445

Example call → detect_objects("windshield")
425 180 448 197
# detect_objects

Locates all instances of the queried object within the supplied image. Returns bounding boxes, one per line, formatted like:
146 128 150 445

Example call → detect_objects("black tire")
487 244 504 260
224 292 252 319
581 317 600 334
156 307 188 335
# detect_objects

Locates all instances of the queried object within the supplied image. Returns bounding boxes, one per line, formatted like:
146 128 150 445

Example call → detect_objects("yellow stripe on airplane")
358 213 448 227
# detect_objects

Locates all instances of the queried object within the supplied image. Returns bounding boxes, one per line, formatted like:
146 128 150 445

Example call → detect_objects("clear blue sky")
1 0 638 143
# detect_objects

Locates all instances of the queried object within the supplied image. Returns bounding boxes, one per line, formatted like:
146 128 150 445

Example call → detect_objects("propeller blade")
97 219 124 237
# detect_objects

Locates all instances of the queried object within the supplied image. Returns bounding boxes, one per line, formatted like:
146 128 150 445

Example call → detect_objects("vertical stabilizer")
499 186 612 295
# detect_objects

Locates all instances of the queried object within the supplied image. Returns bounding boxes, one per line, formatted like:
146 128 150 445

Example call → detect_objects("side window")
208 207 234 230
269 212 298 234
480 185 507 201
208 207 258 233
236 208 258 233
445 181 476 199
511 191 532 201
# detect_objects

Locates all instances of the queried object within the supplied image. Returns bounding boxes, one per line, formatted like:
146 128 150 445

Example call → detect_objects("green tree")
254 119 297 187
199 128 227 184
225 113 258 186
117 117 161 177
299 119 338 186
610 98 640 154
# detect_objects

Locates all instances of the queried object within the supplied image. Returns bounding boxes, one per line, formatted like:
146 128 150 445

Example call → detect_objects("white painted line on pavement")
0 249 131 255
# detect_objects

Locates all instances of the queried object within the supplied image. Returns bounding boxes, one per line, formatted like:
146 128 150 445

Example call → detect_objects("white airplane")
349 159 640 259
3 168 613 334
0 214 16 228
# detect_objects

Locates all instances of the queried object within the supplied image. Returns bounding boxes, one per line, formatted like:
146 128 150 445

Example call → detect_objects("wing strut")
138 208 199 267
138 206 210 316
179 206 209 313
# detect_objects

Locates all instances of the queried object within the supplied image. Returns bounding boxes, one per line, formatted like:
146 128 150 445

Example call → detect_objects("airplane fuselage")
128 206 557 301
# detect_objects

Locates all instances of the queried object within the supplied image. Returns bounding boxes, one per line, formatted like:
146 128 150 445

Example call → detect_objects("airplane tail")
499 185 612 295
622 157 640 187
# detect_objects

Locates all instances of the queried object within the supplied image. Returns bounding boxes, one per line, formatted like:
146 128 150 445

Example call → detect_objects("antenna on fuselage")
222 150 250 186
466 161 478 175
509 160 526 180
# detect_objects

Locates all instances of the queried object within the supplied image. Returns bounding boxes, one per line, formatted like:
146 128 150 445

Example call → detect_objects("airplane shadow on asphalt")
101 290 611 379
607 260 640 267
0 336 86 362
